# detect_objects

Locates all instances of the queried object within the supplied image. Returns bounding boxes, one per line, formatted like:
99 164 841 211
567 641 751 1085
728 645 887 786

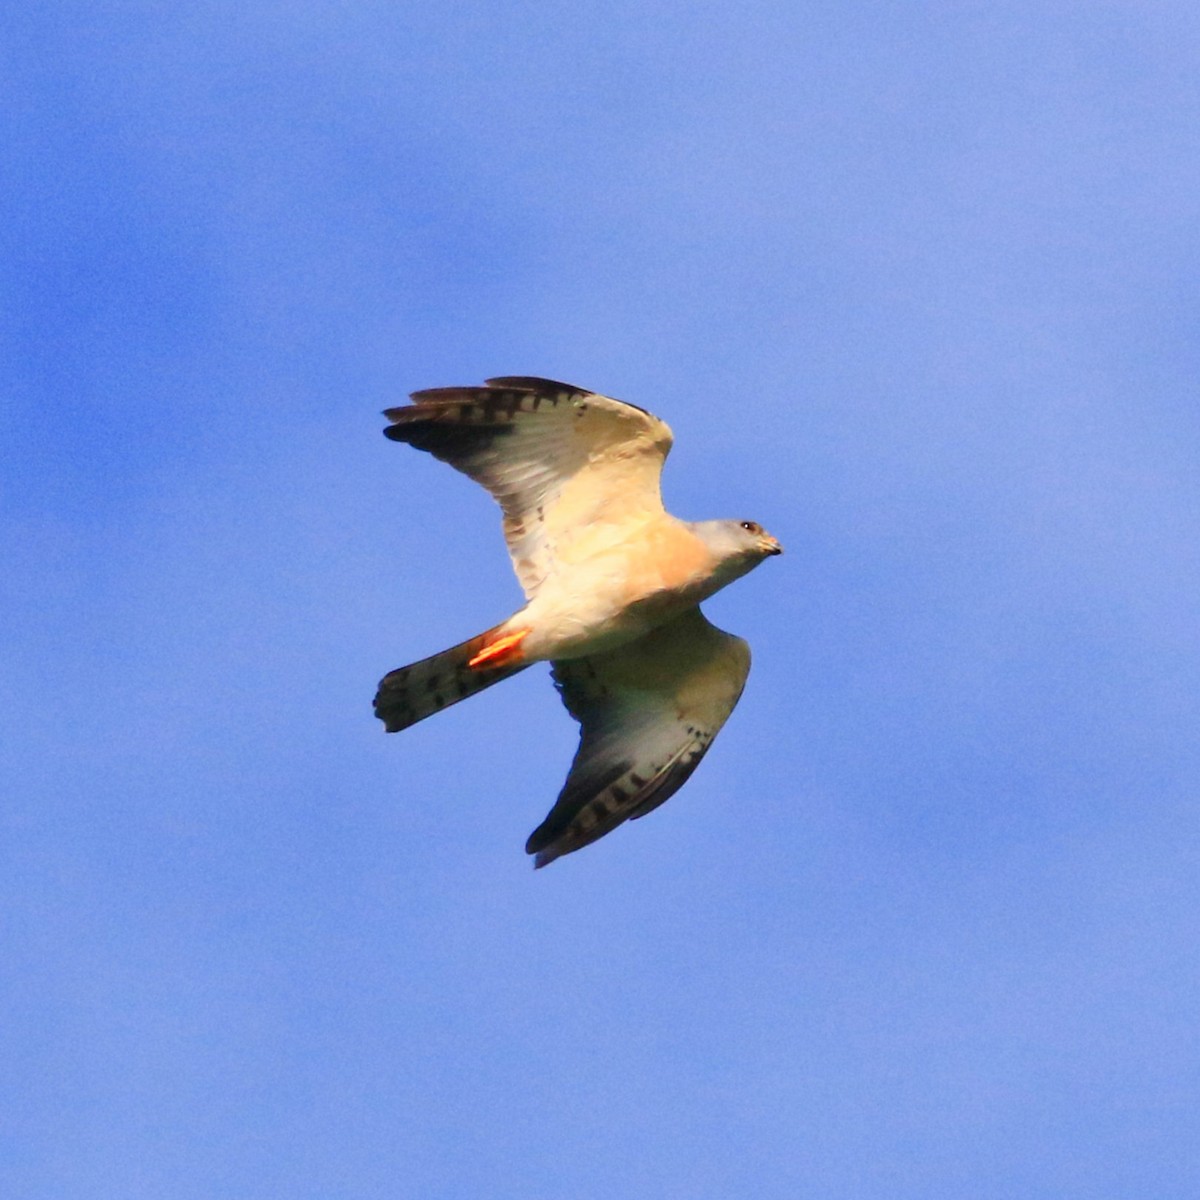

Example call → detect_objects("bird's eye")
740 520 760 533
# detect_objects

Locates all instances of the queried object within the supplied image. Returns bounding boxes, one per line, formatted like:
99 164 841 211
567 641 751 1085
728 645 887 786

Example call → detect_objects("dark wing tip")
525 822 564 868
381 404 517 454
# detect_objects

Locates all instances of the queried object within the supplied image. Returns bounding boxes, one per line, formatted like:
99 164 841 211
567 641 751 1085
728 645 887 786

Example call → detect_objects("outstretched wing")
527 606 751 868
383 376 673 598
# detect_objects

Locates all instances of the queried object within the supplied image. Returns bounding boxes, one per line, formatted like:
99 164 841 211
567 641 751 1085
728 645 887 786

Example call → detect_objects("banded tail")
374 626 530 733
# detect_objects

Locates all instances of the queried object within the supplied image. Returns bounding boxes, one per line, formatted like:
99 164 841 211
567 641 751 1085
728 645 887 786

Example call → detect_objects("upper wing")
383 376 673 598
527 606 751 868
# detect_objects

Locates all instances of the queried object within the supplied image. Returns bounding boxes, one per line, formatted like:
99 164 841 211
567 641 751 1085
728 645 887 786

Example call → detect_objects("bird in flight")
374 376 781 867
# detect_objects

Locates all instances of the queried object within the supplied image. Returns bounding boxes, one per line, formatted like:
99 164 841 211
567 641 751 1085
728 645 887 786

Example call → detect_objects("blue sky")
3 2 1199 1196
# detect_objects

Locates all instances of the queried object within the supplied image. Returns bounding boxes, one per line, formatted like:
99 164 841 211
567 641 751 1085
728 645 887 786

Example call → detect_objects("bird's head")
693 518 783 578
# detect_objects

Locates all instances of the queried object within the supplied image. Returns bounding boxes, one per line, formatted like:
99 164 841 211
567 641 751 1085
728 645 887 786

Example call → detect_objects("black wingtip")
525 827 560 869
530 844 563 869
381 418 513 454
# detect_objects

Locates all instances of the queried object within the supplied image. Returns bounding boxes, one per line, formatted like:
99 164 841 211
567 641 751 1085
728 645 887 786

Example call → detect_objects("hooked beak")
764 537 783 556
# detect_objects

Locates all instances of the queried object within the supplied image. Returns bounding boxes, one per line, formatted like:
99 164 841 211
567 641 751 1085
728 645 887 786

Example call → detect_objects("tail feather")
374 627 527 733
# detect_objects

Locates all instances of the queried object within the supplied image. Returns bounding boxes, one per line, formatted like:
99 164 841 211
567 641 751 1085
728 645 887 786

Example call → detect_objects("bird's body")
375 377 780 866
497 517 735 662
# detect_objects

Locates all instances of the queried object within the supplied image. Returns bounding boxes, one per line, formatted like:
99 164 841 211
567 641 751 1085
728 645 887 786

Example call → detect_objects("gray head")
691 518 783 581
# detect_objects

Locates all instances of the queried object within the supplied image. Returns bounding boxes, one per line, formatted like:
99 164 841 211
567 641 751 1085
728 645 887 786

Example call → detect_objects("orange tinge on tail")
374 624 532 734
467 627 530 670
